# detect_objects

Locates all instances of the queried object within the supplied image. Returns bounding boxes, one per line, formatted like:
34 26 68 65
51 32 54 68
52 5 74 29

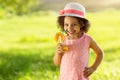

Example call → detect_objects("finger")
84 71 91 78
83 68 91 77
57 47 64 53
57 45 62 48
83 70 87 75
57 44 63 49
58 43 64 46
57 48 63 52
86 71 91 77
57 43 62 47
83 67 89 73
84 67 89 71
85 67 88 69
57 46 62 50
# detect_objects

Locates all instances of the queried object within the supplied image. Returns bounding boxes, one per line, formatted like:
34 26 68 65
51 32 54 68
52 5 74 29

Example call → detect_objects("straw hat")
59 2 86 19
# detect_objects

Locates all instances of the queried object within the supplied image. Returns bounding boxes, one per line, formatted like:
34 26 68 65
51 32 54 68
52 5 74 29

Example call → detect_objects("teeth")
66 30 75 34
69 32 74 34
68 31 75 34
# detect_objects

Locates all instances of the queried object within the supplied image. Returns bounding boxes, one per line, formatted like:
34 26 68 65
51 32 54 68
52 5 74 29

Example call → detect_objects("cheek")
64 26 67 30
75 27 80 31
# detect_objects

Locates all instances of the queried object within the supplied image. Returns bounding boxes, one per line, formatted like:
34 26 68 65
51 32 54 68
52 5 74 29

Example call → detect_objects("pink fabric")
60 33 91 80
60 9 84 17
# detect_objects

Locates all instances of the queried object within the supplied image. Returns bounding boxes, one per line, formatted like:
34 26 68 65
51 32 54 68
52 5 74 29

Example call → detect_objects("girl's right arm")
53 43 64 66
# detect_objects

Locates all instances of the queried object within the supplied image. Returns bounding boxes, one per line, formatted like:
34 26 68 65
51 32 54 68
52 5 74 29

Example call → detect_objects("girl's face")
64 16 81 39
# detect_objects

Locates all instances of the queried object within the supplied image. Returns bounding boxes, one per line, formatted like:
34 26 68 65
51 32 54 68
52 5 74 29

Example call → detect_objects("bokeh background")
0 0 120 80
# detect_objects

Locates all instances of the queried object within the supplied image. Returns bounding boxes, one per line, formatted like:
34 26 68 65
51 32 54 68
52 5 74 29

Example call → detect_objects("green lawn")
0 10 120 80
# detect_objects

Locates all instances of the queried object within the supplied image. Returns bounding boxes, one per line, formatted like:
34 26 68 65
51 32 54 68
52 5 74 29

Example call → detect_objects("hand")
56 43 64 55
83 67 96 78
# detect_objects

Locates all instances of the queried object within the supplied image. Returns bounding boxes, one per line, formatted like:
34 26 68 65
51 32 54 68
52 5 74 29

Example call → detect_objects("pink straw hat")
59 2 86 19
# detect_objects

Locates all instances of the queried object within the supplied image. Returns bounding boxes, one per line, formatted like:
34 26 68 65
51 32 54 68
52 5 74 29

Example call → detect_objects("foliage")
0 0 41 17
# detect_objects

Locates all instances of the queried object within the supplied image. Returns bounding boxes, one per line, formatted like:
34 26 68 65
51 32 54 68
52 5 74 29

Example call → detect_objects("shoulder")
83 33 100 47
83 34 103 52
85 34 96 46
89 36 101 50
84 33 92 42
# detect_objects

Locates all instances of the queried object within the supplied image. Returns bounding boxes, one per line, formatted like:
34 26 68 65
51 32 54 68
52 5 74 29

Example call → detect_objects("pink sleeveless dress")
60 33 91 80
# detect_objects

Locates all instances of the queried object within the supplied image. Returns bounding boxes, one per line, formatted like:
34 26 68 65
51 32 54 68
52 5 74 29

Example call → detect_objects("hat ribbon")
60 9 84 17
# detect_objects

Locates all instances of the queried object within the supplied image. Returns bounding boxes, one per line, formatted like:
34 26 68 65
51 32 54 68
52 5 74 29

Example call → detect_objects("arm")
53 43 64 66
84 37 104 78
53 52 62 66
90 38 104 70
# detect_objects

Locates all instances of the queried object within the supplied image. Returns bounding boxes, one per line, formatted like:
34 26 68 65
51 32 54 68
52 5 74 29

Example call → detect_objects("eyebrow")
64 22 79 23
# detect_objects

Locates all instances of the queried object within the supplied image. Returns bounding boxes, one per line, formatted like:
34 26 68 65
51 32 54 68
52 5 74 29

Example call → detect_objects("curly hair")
57 16 90 33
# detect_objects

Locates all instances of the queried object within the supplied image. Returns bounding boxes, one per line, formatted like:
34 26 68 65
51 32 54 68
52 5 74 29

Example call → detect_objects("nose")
68 24 73 30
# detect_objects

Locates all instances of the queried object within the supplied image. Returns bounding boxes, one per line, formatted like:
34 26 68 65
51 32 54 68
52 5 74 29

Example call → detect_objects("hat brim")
59 13 88 20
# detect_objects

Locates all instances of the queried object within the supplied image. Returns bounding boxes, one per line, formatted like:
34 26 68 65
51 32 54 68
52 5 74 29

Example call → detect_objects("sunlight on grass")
0 10 120 80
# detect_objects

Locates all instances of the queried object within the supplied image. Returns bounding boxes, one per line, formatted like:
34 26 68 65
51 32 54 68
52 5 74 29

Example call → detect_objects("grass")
0 10 120 80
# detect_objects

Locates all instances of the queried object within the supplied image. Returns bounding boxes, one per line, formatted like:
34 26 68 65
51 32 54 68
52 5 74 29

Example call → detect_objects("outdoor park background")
0 0 120 80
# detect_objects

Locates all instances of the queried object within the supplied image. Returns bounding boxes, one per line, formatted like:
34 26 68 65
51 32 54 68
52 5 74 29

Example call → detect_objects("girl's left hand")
83 67 96 78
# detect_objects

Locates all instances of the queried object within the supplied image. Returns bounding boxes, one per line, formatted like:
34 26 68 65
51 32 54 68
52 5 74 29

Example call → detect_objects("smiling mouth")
65 30 76 34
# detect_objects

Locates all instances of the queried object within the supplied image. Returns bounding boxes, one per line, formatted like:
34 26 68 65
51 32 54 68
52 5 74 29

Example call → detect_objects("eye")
64 23 68 26
72 23 77 26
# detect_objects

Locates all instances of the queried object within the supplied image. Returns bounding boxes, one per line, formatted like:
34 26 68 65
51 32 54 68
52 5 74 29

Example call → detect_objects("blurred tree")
0 0 41 15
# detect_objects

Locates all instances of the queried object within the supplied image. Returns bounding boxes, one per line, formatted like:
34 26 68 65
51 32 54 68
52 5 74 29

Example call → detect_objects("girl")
53 2 104 80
